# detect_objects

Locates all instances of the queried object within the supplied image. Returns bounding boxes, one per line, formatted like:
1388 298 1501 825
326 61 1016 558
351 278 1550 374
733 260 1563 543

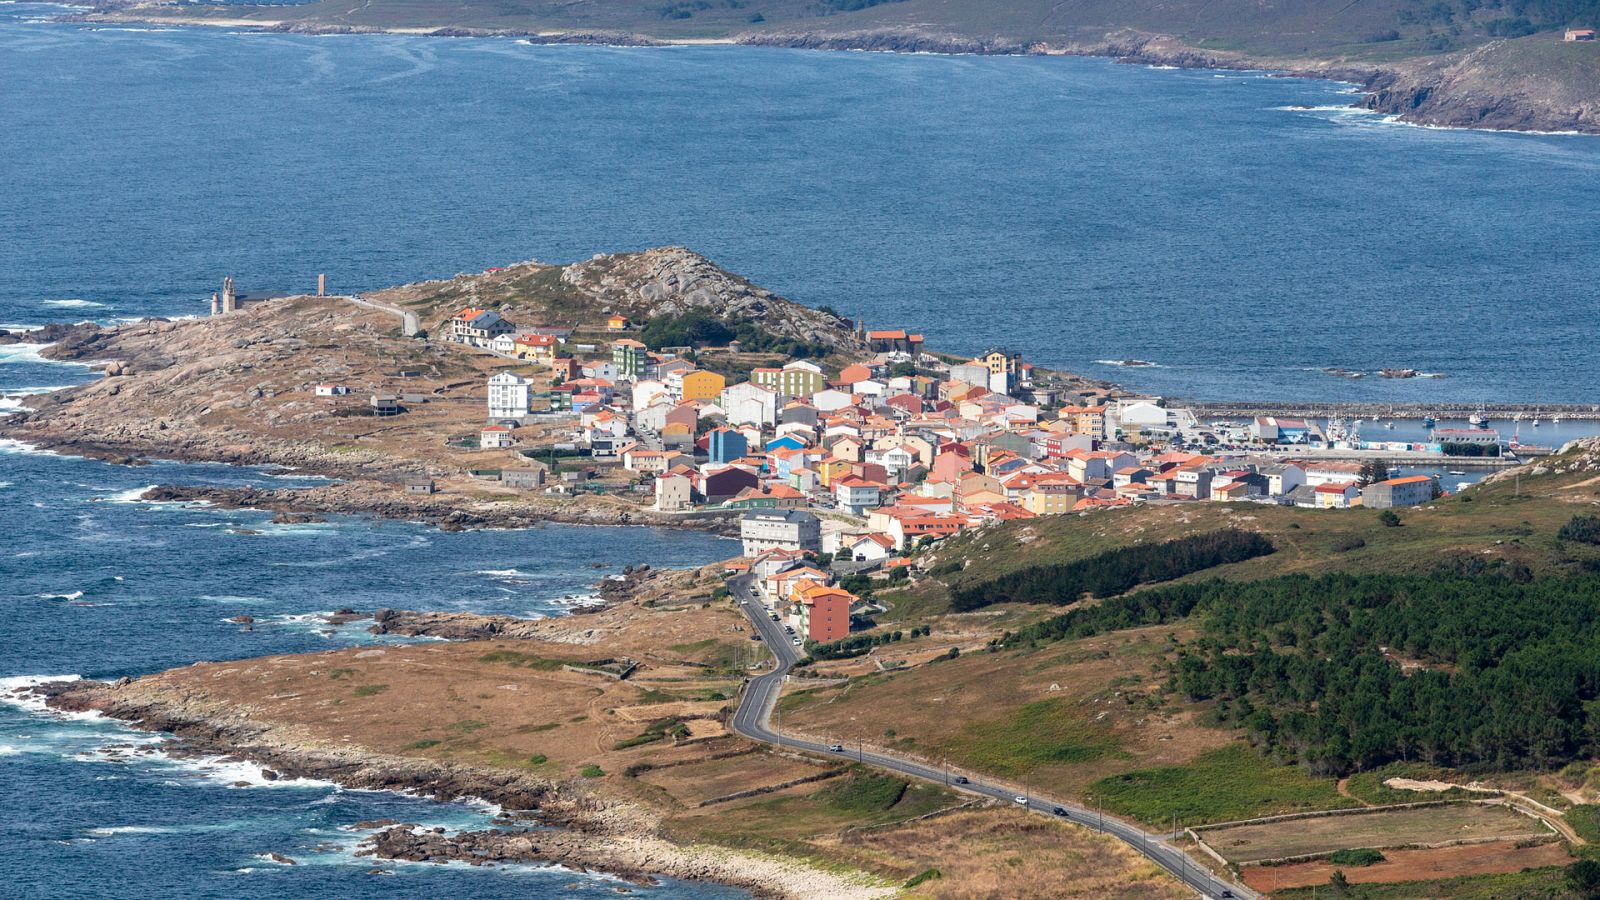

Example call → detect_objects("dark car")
748 633 762 640
952 775 968 785
1052 807 1069 817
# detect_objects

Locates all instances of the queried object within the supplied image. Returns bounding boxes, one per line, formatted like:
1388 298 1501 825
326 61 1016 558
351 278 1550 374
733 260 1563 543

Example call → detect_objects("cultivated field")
1199 803 1548 864
1243 840 1573 892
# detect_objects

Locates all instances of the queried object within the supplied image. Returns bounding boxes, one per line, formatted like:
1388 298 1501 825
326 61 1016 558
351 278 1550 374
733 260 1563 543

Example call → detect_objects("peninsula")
62 0 1600 135
13 250 1600 897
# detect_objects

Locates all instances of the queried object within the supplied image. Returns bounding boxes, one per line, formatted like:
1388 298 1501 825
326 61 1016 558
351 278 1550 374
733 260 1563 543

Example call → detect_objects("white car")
791 637 802 646
1013 796 1028 806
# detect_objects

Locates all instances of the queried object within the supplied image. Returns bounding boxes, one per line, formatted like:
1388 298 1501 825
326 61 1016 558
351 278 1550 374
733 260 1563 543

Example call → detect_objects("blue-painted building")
708 428 749 465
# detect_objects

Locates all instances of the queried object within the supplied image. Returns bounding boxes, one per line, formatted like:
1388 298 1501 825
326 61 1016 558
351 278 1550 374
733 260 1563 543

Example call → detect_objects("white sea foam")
38 591 84 601
0 438 54 456
0 745 20 756
98 485 158 504
0 674 84 715
42 299 107 309
1093 358 1164 369
88 825 176 836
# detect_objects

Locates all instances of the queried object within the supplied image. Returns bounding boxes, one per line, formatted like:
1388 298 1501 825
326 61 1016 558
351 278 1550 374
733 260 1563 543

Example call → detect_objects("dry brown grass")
640 751 830 806
1201 803 1546 864
1241 840 1573 892
829 808 1190 899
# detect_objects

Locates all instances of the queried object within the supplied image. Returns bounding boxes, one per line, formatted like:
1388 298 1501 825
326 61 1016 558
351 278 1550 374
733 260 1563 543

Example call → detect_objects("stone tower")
221 277 236 314
210 292 219 316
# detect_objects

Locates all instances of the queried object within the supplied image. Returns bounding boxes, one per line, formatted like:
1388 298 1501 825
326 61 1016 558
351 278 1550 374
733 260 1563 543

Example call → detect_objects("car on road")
769 613 779 621
952 775 968 785
1219 892 1234 899
791 637 802 646
1013 796 1028 806
748 633 761 640
1052 807 1068 817
827 744 844 753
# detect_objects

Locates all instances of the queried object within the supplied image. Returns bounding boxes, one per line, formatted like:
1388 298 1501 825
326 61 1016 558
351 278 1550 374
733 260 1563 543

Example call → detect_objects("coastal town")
360 292 1531 650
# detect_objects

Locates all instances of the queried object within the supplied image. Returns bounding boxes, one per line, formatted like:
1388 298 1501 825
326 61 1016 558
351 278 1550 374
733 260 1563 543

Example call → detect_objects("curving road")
724 574 1254 899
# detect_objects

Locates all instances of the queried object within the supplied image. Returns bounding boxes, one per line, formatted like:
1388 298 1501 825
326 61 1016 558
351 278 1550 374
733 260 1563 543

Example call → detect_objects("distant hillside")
78 0 1600 133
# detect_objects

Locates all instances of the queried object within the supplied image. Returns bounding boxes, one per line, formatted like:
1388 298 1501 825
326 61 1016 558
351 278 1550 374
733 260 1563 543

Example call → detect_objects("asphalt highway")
724 573 1254 899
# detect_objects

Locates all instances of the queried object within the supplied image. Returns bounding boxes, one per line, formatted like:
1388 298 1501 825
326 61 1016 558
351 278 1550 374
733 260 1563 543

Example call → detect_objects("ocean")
2 5 1599 404
3 6 1599 896
0 354 739 894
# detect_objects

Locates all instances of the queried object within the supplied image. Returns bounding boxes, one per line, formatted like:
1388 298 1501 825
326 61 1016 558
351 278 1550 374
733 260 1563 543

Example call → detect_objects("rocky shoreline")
134 483 737 534
21 675 882 899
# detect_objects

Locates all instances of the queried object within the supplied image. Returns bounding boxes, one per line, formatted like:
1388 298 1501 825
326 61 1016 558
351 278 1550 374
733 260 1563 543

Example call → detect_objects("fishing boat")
1469 411 1487 428
1422 415 1436 427
1449 470 1468 476
1384 421 1395 430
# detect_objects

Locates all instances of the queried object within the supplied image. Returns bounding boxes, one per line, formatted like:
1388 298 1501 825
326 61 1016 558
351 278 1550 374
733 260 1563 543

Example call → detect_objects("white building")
480 425 514 449
740 509 821 557
720 382 779 427
487 372 532 419
654 472 694 512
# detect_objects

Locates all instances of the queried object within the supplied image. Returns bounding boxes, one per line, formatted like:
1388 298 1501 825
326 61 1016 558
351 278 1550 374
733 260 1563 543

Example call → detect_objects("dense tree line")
1012 573 1600 775
949 530 1273 612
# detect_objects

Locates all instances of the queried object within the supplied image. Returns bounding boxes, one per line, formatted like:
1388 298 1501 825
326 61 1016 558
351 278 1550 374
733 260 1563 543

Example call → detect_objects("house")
606 315 630 331
948 362 992 391
611 339 649 380
707 427 750 465
752 360 825 397
1363 475 1435 509
1315 481 1361 509
371 393 400 417
720 382 780 427
795 582 854 643
833 476 884 516
654 472 694 512
314 384 349 397
1175 467 1212 500
1566 28 1596 41
480 425 514 449
501 468 546 490
702 465 761 504
622 447 689 474
845 533 897 563
404 477 435 495
740 509 822 556
513 332 559 362
1258 463 1306 497
672 369 726 403
448 308 514 346
865 329 923 355
487 371 533 419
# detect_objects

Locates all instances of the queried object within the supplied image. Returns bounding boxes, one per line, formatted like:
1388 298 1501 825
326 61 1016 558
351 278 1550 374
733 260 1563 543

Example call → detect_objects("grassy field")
1198 803 1545 864
1089 745 1357 826
922 465 1600 619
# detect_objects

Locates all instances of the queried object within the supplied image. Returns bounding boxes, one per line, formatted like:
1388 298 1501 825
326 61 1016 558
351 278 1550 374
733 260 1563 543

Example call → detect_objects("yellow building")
678 369 726 403
816 458 852 487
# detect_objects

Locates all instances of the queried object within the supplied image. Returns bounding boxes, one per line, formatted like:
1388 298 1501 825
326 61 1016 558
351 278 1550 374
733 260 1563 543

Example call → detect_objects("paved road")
724 574 1253 899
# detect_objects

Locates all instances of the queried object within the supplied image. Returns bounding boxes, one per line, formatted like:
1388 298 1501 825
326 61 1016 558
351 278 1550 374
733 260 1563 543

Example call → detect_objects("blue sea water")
0 356 738 894
2 5 1600 895
2 6 1599 403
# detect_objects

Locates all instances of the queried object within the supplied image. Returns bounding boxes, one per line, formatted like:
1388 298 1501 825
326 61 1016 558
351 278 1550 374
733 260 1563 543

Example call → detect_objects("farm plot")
1199 803 1548 864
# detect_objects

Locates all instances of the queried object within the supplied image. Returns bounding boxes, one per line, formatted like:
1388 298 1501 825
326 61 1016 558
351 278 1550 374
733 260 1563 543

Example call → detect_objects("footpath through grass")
1089 744 1356 826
